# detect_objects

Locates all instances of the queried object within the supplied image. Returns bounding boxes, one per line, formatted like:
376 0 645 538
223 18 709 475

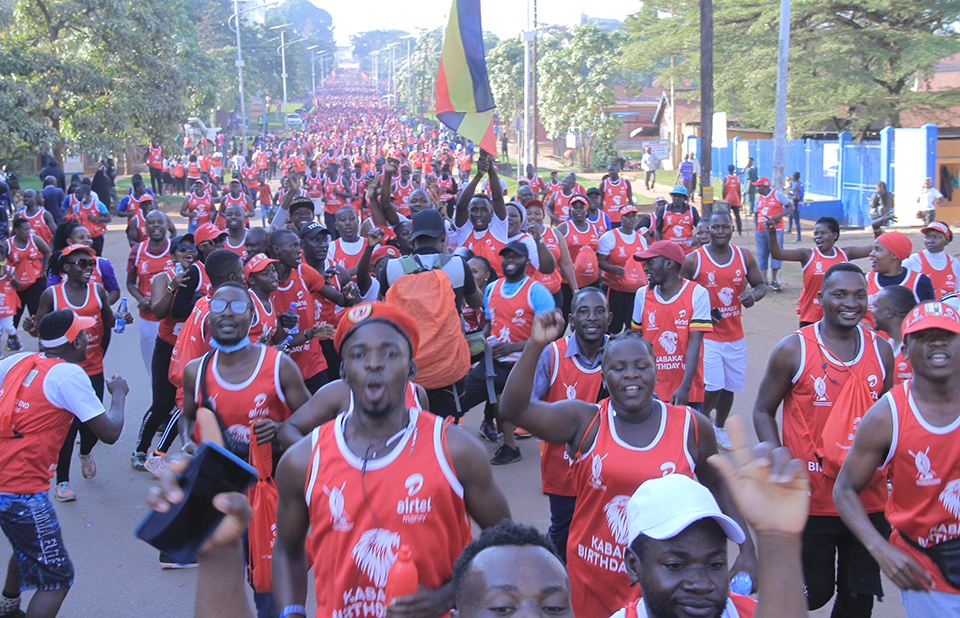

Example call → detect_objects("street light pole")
308 44 319 98
233 0 247 154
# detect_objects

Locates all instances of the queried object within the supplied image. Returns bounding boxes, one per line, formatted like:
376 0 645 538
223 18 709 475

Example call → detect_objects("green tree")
487 36 524 129
538 25 622 168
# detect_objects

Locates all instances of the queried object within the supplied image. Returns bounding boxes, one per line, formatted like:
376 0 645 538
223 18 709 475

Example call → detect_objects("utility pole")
772 0 791 189
699 0 714 215
232 0 247 155
531 0 538 170
522 0 531 171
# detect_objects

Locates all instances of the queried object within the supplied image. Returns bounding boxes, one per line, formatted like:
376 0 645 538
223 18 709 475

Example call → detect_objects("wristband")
279 606 306 618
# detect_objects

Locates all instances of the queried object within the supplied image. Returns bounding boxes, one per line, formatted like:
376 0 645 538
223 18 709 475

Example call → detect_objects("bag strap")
197 351 214 408
575 404 604 460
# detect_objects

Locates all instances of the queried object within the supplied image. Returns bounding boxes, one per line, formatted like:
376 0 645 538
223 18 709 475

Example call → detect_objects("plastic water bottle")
280 334 294 353
729 572 753 596
385 545 418 607
287 302 299 335
114 298 127 334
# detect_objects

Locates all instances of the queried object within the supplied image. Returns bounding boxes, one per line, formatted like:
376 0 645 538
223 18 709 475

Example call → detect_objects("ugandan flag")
434 0 496 153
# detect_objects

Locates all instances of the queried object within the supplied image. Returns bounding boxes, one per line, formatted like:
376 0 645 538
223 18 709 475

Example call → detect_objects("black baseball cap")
411 209 445 240
300 221 329 240
498 239 529 258
289 196 315 214
586 187 602 196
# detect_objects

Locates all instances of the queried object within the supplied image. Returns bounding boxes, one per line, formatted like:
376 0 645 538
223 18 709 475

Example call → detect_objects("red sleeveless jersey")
756 192 786 230
798 247 849 324
187 191 215 226
248 290 277 344
193 346 291 445
133 240 173 320
223 191 248 214
323 176 349 215
241 163 258 187
723 175 742 207
147 145 163 168
782 323 888 515
883 381 960 592
304 172 324 199
916 250 959 299
891 341 912 385
530 227 563 293
6 236 43 286
304 410 471 618
74 200 105 237
52 282 104 376
488 277 538 364
601 177 630 224
170 297 212 410
18 208 52 245
224 236 247 260
567 398 697 618
601 229 647 293
391 178 415 216
539 336 603 496
691 246 748 342
156 268 188 346
130 209 149 243
633 280 712 403
661 209 695 244
0 354 78 493
271 265 328 380
563 221 600 262
554 190 576 220
866 269 924 328
0 268 18 317
328 237 365 272
461 228 507 278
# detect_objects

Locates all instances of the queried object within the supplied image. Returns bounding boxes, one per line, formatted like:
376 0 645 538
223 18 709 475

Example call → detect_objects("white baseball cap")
626 474 745 546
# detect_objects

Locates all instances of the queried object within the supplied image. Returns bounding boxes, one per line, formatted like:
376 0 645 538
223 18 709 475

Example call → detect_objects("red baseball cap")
195 223 227 246
921 221 953 242
634 240 686 265
244 253 278 279
334 302 421 355
620 204 639 215
751 177 771 187
902 301 960 336
61 244 96 258
39 311 97 348
372 245 400 265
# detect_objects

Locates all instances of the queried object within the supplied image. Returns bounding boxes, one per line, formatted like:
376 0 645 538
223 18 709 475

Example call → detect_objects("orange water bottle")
385 545 418 607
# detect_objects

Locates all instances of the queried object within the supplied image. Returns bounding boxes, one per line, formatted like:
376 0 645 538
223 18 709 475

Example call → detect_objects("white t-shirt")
903 250 960 288
919 187 943 211
631 280 712 329
0 352 104 423
597 228 641 256
641 153 656 172
454 212 509 247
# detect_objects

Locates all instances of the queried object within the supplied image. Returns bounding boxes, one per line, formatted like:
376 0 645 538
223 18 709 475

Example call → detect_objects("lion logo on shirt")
939 479 960 520
658 331 678 355
718 287 734 307
603 495 631 545
352 528 400 588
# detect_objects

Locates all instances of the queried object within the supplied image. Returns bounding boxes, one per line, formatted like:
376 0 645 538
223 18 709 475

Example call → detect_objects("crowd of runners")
2 73 960 618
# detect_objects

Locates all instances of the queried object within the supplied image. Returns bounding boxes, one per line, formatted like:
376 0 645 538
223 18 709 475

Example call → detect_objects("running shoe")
159 552 198 570
54 482 76 502
5 336 20 352
478 420 498 443
78 453 97 479
769 281 782 292
131 451 148 471
145 452 168 478
714 426 734 452
514 427 533 439
491 445 522 465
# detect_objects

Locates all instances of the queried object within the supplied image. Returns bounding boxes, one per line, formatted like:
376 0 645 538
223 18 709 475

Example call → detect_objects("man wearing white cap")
612 451 808 618
835 301 960 614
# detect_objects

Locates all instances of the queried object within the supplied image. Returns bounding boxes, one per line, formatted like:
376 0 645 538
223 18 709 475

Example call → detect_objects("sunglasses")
64 258 94 269
209 299 251 315
177 243 197 252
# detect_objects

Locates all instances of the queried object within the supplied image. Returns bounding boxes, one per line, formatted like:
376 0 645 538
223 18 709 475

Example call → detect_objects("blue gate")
840 140 881 228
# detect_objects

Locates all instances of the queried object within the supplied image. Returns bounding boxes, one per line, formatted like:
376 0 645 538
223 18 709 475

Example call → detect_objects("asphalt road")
1 214 909 617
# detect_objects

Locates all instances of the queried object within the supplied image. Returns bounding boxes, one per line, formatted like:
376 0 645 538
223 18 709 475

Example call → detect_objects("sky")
315 0 642 46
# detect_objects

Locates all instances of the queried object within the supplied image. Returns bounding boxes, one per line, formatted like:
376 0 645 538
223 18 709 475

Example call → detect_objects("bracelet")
279 606 307 618
166 285 176 293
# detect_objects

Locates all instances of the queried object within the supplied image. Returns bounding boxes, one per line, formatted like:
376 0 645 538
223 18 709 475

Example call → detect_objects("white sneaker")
714 426 734 451
144 453 168 478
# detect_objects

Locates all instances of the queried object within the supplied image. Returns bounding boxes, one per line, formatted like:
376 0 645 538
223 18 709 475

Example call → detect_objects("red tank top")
530 227 563 293
661 209 695 244
0 269 17 317
462 228 507 278
134 240 173 320
75 200 105 237
323 176 348 215
866 269 923 328
6 237 42 286
156 268 188 346
0 354 77 493
187 191 214 225
241 164 258 186
756 192 786 230
637 281 708 403
691 246 748 342
601 177 630 224
488 277 538 363
329 238 365 272
304 410 471 618
892 341 912 385
554 190 576 219
187 161 200 178
194 346 291 444
248 290 277 344
539 336 604 496
223 236 247 260
18 208 52 245
223 192 248 214
916 251 959 299
602 229 647 293
723 175 742 206
130 209 148 243
147 145 163 167
782 324 888 515
304 172 324 199
52 282 104 376
567 398 697 618
391 178 415 216
271 266 328 380
883 381 960 592
798 247 849 324
564 222 600 262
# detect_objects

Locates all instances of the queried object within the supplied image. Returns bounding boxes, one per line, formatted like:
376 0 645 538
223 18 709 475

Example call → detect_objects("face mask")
209 336 252 353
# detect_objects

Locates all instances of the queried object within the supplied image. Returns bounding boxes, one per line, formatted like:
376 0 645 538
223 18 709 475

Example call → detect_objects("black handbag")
900 531 960 589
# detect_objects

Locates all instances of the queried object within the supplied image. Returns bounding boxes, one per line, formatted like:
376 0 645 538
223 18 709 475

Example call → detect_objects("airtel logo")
404 473 424 496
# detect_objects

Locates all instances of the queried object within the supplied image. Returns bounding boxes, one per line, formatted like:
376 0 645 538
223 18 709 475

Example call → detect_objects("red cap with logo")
902 301 960 336
333 302 421 355
751 177 771 187
195 223 227 245
244 253 278 279
633 240 687 265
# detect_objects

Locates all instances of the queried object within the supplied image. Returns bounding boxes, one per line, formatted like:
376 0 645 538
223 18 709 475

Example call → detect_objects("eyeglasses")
64 258 94 269
176 243 197 252
209 299 251 314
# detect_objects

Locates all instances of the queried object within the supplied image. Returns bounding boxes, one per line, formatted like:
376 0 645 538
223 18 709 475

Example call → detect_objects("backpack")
574 246 600 288
385 255 470 390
